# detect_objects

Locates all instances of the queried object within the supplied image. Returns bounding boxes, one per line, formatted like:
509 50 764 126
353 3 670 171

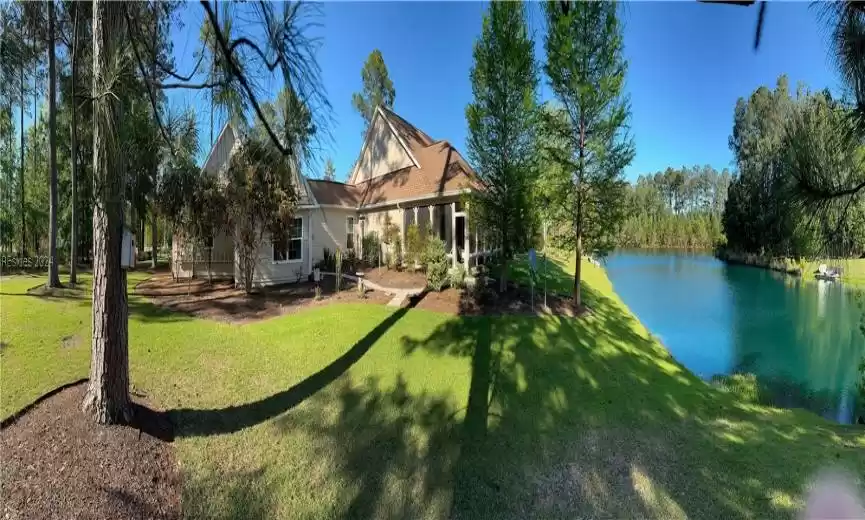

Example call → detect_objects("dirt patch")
0 383 180 520
60 335 81 349
361 266 427 290
26 283 86 300
411 281 588 317
136 273 391 324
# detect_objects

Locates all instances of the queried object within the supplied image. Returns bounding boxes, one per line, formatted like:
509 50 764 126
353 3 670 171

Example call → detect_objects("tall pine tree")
543 0 634 310
351 49 395 133
466 0 537 293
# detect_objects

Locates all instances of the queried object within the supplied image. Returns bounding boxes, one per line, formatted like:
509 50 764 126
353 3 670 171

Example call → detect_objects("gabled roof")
307 179 361 207
201 121 316 206
311 107 477 209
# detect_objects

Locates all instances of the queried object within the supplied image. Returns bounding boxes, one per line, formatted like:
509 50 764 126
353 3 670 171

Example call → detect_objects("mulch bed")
0 383 180 520
135 273 390 324
410 280 587 317
360 266 427 289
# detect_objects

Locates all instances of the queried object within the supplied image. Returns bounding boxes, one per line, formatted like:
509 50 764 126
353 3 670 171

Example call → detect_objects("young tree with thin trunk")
543 0 635 311
465 0 538 293
46 0 60 288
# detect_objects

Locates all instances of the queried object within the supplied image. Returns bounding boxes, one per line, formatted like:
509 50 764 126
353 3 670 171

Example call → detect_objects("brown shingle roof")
379 106 435 156
309 108 477 208
307 179 361 207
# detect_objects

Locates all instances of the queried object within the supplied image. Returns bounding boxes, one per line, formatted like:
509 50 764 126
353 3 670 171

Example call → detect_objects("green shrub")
316 248 336 272
388 235 402 269
405 224 426 268
424 237 449 291
362 232 381 266
343 248 359 273
448 265 466 289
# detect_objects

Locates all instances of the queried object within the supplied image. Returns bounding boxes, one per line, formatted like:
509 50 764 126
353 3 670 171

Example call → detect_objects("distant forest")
619 165 731 250
722 76 865 259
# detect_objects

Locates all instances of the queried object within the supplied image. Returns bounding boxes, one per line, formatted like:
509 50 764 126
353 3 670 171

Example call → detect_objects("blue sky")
167 1 842 182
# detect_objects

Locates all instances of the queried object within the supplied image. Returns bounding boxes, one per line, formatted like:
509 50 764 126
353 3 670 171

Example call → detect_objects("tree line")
619 165 731 250
722 75 865 259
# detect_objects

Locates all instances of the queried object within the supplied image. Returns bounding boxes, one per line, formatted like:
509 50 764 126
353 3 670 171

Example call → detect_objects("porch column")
451 202 457 267
428 205 434 237
413 206 419 230
400 207 406 263
463 204 470 271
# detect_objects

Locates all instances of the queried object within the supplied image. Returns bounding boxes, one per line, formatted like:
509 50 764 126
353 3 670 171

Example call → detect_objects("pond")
604 250 865 424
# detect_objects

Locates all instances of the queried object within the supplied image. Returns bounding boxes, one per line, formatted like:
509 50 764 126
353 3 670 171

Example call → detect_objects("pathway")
322 272 425 307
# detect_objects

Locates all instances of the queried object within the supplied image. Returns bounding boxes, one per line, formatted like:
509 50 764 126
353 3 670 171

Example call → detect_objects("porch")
359 199 494 272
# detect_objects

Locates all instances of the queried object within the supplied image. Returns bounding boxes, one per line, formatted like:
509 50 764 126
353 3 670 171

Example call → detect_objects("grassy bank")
2 261 864 518
716 249 865 288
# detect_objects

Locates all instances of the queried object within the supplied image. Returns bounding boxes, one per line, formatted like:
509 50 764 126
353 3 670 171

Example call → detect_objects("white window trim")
272 216 305 265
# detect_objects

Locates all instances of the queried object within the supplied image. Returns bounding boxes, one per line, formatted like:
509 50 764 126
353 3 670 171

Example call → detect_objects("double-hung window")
273 217 303 263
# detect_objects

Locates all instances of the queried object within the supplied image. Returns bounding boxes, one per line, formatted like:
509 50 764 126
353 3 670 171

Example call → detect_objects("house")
171 106 490 287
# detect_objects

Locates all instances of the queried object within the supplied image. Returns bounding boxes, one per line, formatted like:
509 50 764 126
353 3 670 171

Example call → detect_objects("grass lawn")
804 258 865 287
2 261 865 519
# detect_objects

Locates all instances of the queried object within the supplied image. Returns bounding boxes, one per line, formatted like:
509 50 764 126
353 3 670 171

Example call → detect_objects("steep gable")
349 109 416 184
200 122 314 206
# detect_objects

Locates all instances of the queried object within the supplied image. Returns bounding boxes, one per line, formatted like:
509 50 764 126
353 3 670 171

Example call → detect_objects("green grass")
805 258 865 287
2 260 865 519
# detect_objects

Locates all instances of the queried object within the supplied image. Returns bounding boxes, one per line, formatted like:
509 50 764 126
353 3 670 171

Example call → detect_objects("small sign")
121 228 134 269
313 268 321 282
528 248 537 272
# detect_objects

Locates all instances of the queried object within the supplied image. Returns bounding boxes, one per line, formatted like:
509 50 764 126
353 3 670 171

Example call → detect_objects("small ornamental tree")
189 175 228 284
224 136 299 293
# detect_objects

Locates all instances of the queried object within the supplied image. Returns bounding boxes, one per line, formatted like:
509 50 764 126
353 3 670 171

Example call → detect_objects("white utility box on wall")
121 227 135 269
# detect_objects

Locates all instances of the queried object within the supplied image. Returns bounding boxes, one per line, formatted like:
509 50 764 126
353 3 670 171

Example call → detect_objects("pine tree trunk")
47 0 60 288
574 120 585 312
70 4 79 285
151 213 157 269
19 63 25 257
82 0 132 425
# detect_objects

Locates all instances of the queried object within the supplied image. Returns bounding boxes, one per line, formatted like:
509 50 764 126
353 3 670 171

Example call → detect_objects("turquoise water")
604 250 865 423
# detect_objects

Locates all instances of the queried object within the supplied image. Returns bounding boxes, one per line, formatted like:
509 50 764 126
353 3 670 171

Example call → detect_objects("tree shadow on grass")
273 374 462 519
395 276 865 519
170 300 418 437
182 467 278 520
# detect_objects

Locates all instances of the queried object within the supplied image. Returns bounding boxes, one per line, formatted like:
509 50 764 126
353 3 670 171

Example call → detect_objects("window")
272 217 303 263
346 217 356 250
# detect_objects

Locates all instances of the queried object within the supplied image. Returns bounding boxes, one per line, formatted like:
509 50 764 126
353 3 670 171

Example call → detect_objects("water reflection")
606 250 865 423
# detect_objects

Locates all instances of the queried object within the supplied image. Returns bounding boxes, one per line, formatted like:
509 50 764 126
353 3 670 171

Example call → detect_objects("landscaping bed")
411 282 584 317
0 383 179 520
135 273 390 323
360 266 427 289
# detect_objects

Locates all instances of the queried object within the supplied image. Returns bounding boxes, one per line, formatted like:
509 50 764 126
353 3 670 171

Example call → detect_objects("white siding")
248 210 313 287
202 125 237 180
352 114 414 183
308 207 358 265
